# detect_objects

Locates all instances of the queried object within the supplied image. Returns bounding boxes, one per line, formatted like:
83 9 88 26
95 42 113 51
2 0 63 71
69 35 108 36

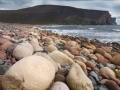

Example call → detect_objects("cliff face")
0 5 117 25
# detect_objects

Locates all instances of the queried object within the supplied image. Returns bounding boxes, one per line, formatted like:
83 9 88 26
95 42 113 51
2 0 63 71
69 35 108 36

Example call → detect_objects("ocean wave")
113 29 120 31
88 28 95 30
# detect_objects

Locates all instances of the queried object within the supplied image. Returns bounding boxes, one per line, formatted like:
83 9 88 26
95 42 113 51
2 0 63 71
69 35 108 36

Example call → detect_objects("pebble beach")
0 22 120 90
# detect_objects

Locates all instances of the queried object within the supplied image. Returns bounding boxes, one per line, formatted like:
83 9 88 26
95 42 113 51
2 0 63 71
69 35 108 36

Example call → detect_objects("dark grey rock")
61 64 70 70
83 54 90 60
89 71 100 81
99 85 109 90
89 76 97 86
89 71 102 85
6 44 17 56
103 63 115 70
89 59 97 66
96 63 104 69
0 60 4 65
0 65 11 75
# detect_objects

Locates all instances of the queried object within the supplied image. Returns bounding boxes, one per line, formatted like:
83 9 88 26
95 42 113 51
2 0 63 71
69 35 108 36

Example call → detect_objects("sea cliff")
0 5 117 25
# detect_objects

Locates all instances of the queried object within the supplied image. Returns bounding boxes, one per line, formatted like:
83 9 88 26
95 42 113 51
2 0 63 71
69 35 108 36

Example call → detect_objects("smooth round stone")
103 53 112 60
2 56 55 90
80 48 90 56
95 53 109 63
94 48 106 56
0 38 10 46
110 54 120 66
19 41 34 53
89 54 98 61
50 81 69 90
65 41 77 47
74 56 87 63
63 46 79 56
101 46 111 53
0 42 13 51
48 51 74 66
0 51 7 60
30 38 43 52
105 80 120 90
44 37 53 44
76 60 88 75
66 63 94 90
99 67 116 78
12 45 32 60
62 50 74 59
59 40 66 44
34 52 58 72
85 61 95 70
46 45 58 53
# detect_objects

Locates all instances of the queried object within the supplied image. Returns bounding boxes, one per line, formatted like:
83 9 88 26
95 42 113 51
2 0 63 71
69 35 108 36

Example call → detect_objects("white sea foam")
88 28 95 30
113 29 120 31
35 25 120 42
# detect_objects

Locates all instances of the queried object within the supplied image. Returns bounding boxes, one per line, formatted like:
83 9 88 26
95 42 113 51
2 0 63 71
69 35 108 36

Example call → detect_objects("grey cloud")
0 0 32 5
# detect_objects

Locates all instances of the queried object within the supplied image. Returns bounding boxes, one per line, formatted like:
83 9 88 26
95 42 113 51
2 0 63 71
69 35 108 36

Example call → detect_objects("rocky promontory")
0 5 117 25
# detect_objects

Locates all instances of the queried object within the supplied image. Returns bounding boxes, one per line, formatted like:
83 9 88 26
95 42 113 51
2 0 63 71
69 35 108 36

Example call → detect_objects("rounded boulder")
19 41 34 54
99 67 116 78
50 81 69 90
48 51 74 66
2 55 55 90
34 52 58 72
66 63 93 90
62 50 74 59
110 54 120 66
12 45 32 60
46 45 58 53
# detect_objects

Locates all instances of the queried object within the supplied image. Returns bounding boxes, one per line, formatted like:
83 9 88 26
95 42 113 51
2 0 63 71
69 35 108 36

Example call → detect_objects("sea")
34 25 120 43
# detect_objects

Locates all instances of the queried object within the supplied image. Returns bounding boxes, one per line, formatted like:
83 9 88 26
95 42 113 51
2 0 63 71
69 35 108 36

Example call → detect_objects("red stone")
105 80 120 90
0 50 7 60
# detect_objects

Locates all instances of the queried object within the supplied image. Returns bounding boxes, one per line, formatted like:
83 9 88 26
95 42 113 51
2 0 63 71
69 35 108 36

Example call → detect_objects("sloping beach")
0 23 120 90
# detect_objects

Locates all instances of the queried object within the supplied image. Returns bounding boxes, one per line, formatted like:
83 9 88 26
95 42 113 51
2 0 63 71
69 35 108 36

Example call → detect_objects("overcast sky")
0 0 120 24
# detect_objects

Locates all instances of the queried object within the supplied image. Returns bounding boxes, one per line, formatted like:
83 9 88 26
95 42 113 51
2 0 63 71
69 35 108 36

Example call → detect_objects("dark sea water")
36 25 120 43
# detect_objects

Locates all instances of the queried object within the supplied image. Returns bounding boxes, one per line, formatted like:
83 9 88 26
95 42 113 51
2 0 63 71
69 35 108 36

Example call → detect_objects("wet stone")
0 65 11 75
